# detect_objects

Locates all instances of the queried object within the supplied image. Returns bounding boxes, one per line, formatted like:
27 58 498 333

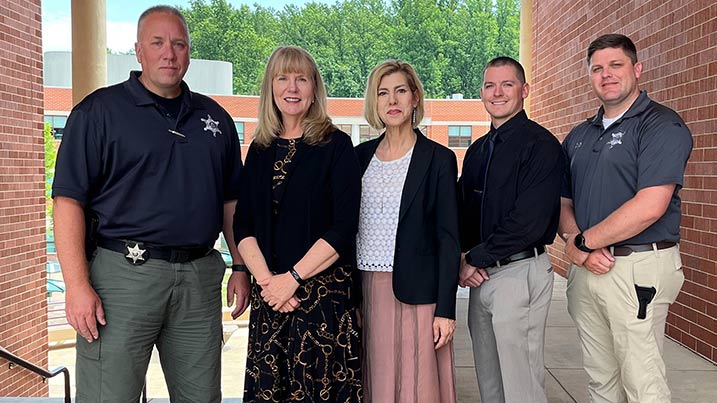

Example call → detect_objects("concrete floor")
31 274 717 402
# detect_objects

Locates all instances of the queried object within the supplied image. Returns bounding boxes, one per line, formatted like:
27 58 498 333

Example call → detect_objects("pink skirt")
361 271 457 403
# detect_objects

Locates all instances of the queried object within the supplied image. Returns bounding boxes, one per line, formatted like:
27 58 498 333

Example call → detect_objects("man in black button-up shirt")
458 57 565 403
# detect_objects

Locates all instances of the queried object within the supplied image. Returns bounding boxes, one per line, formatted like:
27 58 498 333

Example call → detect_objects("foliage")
180 0 520 99
44 122 57 230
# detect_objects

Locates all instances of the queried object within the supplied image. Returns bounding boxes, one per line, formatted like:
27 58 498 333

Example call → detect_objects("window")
234 121 245 144
336 124 353 135
359 124 380 143
448 125 472 147
44 115 68 140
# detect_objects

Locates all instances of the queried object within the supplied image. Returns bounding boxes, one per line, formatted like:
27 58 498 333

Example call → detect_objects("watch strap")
231 264 248 272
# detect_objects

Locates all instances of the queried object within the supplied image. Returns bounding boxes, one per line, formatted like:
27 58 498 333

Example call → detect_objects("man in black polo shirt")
458 57 564 403
52 6 250 402
560 34 692 403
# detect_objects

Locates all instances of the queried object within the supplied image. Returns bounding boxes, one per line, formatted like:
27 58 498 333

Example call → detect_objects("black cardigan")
355 130 460 319
234 130 361 275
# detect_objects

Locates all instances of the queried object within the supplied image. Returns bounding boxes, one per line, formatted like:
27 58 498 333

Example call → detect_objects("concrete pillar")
71 0 107 106
519 0 534 114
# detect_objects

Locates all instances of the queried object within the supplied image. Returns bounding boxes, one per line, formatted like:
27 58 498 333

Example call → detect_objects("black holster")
634 285 657 320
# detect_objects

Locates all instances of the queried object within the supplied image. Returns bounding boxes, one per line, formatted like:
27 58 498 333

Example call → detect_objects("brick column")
0 0 50 396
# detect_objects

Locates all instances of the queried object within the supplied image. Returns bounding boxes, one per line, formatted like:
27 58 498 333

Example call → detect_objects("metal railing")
0 345 71 403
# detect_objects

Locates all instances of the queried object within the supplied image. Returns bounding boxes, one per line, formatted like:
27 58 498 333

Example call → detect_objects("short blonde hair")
363 60 425 131
253 46 335 148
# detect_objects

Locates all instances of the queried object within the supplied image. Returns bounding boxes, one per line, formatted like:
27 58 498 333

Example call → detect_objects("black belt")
493 245 546 267
97 238 212 265
612 242 676 257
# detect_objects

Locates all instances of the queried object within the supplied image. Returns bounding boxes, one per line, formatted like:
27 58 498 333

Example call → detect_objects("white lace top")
356 148 414 272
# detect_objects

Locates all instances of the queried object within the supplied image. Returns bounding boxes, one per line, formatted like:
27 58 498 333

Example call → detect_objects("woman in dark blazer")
355 60 460 403
230 46 362 402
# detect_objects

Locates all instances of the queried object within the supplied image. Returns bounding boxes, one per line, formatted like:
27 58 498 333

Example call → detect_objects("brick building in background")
0 0 49 397
47 89 491 171
2 0 716 397
531 0 717 363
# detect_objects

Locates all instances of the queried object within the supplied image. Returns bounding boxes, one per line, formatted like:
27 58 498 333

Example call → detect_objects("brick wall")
531 0 717 363
0 0 49 396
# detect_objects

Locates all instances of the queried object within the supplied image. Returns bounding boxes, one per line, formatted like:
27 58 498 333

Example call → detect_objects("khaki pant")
75 247 226 403
468 252 554 403
567 245 684 403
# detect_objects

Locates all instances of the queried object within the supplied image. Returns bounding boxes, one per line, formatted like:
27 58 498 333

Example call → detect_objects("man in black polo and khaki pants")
52 6 250 402
458 57 565 403
560 34 692 403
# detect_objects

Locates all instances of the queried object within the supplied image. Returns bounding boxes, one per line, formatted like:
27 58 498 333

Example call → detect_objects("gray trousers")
75 247 226 403
468 252 553 403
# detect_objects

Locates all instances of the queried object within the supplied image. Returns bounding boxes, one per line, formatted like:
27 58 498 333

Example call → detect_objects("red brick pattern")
51 90 491 169
532 0 717 363
0 0 49 396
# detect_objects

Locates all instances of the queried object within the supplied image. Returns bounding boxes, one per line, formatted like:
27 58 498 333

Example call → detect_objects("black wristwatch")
574 233 594 253
231 264 248 273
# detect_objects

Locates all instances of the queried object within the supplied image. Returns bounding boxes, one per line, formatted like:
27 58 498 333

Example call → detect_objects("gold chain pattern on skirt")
243 265 363 403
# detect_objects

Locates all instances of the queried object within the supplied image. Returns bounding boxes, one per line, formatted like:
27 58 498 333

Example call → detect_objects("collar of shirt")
588 90 651 128
489 109 529 145
124 70 195 113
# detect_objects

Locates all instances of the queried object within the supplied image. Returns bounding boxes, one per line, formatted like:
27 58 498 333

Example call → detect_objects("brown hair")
587 34 638 65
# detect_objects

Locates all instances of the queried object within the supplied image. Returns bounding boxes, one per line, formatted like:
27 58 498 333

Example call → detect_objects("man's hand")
460 253 489 287
583 247 615 275
433 316 456 350
563 233 589 266
259 272 299 311
65 283 105 343
227 271 250 319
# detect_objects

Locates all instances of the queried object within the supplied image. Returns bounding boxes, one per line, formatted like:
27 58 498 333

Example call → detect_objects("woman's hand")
276 296 301 313
433 316 456 350
258 272 300 310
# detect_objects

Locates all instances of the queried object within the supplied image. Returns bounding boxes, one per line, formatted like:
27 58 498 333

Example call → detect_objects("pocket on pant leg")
657 249 684 304
75 336 102 402
631 258 657 289
76 333 101 360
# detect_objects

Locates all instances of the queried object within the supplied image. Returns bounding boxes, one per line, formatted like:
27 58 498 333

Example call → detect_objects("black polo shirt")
459 110 565 268
53 71 242 248
562 91 693 244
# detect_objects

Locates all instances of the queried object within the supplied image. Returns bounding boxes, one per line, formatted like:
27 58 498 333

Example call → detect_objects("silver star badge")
201 114 222 137
126 243 146 264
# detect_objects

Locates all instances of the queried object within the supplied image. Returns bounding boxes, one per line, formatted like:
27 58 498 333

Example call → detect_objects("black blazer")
234 130 361 276
355 129 460 319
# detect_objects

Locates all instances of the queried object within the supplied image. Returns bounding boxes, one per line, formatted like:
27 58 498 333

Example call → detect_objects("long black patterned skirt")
243 265 363 403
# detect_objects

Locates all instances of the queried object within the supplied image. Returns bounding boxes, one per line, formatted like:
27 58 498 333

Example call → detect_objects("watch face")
575 234 583 247
575 234 591 252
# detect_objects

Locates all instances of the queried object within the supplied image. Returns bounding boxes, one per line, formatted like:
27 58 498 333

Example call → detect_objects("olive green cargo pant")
75 247 225 403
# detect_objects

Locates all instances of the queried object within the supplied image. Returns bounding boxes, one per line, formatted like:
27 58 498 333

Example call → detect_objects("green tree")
493 0 520 60
182 0 278 94
44 122 57 231
180 0 521 99
443 0 498 98
390 0 450 98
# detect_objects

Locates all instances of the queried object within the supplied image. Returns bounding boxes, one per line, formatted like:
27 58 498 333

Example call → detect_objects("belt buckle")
125 241 148 265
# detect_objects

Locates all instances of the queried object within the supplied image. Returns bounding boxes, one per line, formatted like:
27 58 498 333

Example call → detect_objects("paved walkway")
42 274 716 402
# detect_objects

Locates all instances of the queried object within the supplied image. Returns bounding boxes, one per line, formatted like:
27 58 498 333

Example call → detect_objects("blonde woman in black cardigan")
230 46 362 403
355 60 460 403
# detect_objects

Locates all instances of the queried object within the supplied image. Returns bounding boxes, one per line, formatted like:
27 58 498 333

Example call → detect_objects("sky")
42 0 331 53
